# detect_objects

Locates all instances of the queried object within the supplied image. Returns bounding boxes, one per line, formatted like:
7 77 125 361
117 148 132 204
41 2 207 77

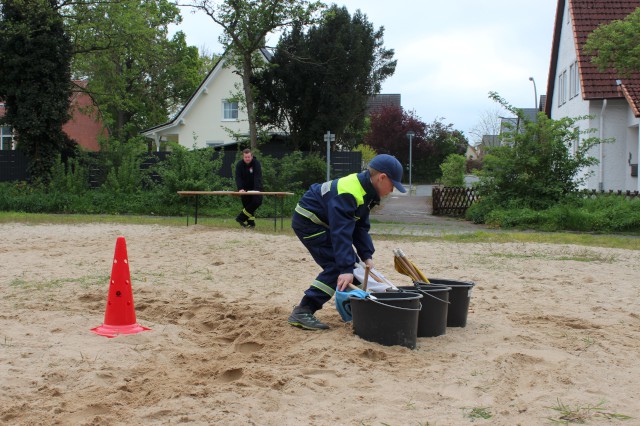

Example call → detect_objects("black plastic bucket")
398 285 450 337
416 279 475 327
350 292 423 349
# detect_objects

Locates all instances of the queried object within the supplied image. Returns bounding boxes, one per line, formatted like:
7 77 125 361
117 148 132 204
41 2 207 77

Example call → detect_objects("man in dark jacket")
235 148 263 228
288 154 406 330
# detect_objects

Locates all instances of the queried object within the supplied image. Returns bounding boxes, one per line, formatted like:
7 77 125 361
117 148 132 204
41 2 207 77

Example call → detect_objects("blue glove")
335 288 369 322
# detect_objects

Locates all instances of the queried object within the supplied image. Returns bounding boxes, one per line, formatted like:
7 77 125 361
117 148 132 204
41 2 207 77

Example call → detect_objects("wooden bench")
177 191 295 231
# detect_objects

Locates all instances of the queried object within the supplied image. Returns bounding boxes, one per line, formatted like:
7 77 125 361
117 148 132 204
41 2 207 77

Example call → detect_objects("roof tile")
571 0 640 109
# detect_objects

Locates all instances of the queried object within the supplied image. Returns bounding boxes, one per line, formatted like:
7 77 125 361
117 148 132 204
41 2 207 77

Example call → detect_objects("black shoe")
235 217 248 228
247 220 255 228
288 306 329 330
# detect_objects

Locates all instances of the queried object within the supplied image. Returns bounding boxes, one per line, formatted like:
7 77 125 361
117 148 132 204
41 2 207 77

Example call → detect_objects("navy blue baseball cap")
369 154 406 193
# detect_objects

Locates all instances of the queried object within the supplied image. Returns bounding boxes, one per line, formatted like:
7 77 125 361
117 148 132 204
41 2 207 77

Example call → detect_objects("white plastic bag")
352 264 397 292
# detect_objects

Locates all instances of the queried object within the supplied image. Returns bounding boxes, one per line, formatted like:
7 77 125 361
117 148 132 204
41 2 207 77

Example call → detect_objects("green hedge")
467 195 640 233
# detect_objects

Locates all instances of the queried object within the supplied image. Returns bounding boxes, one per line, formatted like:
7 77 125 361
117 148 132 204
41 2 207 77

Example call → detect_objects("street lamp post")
406 131 415 195
324 130 335 181
529 76 538 111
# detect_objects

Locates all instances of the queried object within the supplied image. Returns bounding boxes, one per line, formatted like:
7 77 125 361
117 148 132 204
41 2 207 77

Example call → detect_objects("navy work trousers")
292 212 351 312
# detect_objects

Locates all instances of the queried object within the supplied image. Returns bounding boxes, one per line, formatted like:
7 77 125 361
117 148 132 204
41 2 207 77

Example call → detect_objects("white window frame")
558 70 566 107
1 125 14 150
569 63 575 99
563 70 568 105
569 61 580 99
573 61 580 98
222 100 238 121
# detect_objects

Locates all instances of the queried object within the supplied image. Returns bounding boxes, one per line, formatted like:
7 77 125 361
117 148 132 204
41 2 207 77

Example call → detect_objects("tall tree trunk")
242 53 258 150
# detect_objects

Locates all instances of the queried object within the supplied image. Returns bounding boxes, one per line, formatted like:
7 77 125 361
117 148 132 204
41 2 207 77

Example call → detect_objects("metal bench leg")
195 195 199 225
280 196 284 230
273 196 277 231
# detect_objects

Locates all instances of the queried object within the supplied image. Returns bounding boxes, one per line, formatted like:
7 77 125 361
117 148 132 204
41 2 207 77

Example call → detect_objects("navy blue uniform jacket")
296 170 379 274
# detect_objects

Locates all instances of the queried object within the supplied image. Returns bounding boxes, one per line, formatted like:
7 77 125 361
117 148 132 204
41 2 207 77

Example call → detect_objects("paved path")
370 185 495 236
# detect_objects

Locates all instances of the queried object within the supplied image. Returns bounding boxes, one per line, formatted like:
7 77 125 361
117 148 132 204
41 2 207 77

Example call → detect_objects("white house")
142 49 282 151
545 0 640 191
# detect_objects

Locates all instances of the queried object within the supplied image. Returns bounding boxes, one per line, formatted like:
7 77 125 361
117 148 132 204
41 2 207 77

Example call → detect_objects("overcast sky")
171 0 559 143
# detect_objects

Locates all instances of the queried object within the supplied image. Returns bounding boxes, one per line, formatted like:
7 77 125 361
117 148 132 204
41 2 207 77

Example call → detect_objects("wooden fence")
432 186 479 216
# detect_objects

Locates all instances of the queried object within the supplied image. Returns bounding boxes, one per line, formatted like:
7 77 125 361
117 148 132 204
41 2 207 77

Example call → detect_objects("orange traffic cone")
91 236 151 338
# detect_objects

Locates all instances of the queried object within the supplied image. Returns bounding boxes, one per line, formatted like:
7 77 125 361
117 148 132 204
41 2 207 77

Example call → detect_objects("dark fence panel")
0 149 362 184
0 150 29 182
219 151 236 179
330 151 362 179
218 150 362 180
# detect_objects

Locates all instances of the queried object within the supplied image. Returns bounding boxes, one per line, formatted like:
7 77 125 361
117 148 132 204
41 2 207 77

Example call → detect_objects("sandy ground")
1 223 639 425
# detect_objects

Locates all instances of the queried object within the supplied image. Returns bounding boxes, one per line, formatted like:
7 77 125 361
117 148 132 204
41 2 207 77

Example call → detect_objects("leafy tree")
365 106 466 182
420 119 468 182
0 0 76 182
254 6 396 151
183 0 324 150
365 105 426 159
470 92 602 217
584 7 640 76
440 154 466 187
353 143 377 169
69 0 204 142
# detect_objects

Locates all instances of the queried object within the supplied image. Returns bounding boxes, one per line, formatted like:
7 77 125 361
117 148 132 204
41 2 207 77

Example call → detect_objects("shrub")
440 154 466 187
49 154 89 195
466 157 482 173
466 194 640 233
261 151 326 192
474 92 604 212
353 144 377 169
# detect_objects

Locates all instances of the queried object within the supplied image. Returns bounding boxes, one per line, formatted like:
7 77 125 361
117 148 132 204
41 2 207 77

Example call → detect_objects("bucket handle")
366 297 422 312
413 290 450 305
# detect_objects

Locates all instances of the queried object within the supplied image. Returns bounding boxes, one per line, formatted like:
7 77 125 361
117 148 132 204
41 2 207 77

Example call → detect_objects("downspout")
637 128 640 192
599 99 607 191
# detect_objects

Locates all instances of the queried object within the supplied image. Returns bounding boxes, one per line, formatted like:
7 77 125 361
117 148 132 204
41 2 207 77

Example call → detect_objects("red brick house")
0 80 106 152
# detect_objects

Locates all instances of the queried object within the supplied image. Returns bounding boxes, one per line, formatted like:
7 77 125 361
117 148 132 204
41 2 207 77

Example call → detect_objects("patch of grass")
0 212 297 235
403 399 417 410
547 399 632 424
2 212 640 250
75 274 110 288
581 336 595 349
463 406 492 420
9 277 66 290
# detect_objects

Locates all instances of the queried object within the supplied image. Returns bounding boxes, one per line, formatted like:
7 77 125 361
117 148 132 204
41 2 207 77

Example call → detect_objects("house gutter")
599 99 607 191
